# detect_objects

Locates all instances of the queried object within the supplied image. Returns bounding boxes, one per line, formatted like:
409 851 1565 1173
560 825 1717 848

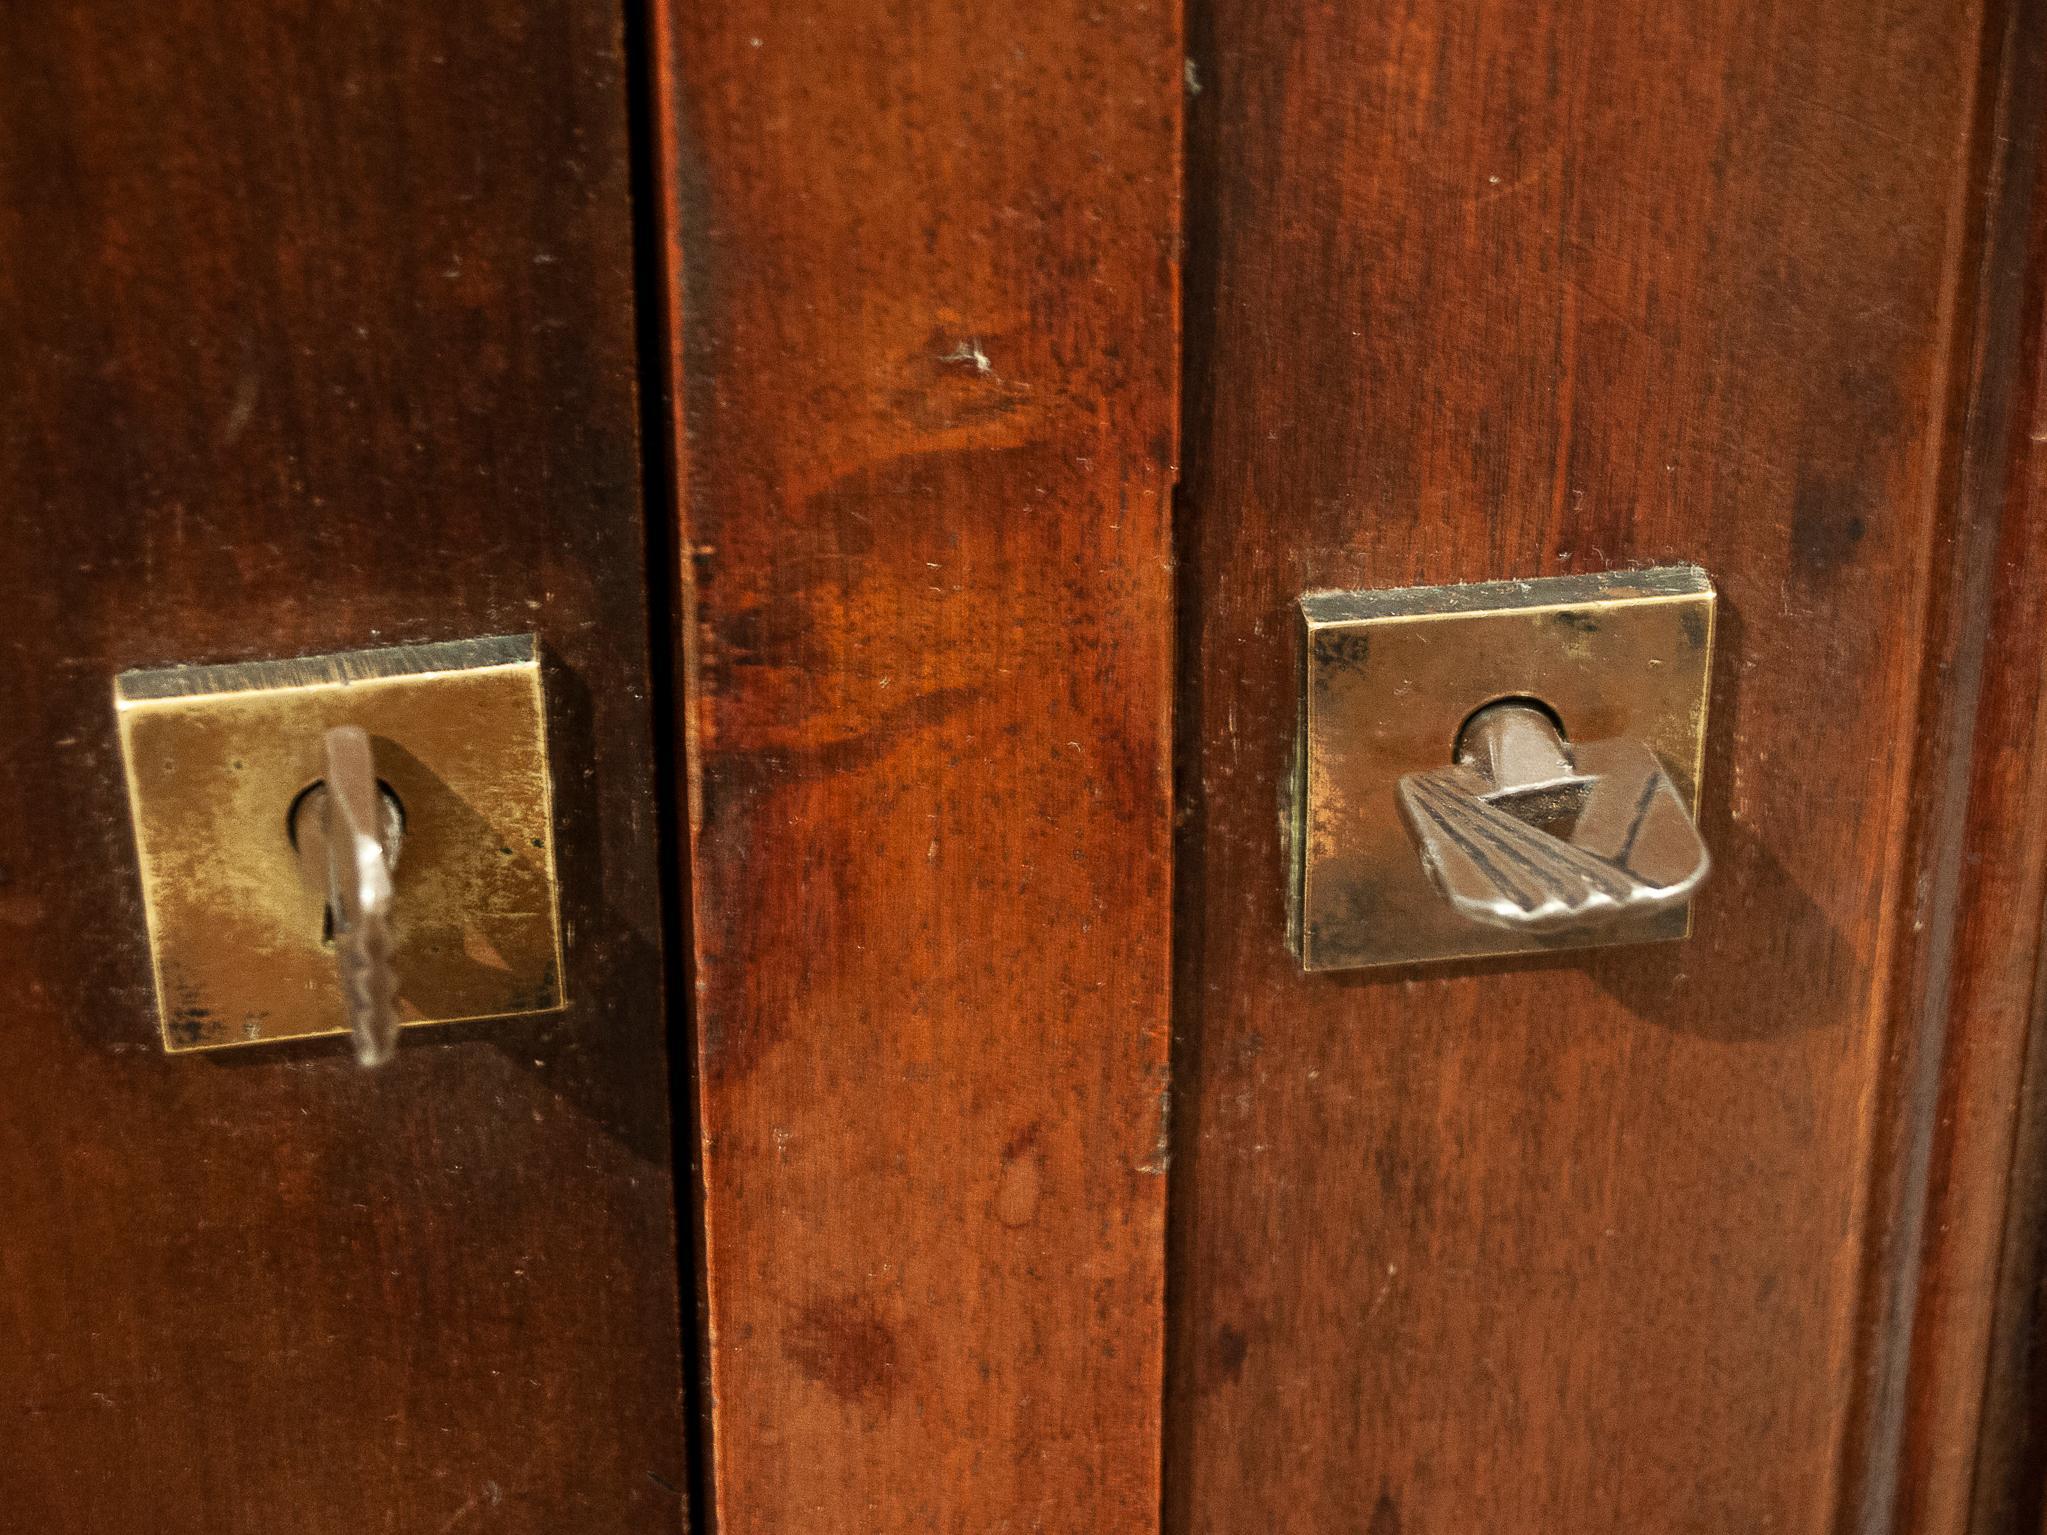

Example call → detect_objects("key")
292 725 403 1066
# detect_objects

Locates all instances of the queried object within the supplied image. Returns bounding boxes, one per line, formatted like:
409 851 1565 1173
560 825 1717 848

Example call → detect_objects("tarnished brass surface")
115 635 565 1052
1296 567 1715 971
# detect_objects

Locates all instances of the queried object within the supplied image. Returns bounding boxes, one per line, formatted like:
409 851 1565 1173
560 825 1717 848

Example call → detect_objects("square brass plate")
116 635 565 1052
1295 567 1715 971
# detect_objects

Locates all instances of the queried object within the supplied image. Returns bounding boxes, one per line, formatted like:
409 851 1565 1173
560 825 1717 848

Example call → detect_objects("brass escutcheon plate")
115 634 566 1052
1294 566 1716 971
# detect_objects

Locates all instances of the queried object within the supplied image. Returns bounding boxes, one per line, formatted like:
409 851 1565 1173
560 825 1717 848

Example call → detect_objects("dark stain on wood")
1790 472 1872 578
1207 1324 1248 1386
784 1294 901 1407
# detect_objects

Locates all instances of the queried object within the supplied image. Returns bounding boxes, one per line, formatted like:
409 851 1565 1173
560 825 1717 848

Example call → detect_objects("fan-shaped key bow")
1396 702 1709 932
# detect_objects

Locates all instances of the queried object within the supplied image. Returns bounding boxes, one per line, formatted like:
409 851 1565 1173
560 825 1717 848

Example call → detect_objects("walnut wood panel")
650 3 1180 1531
1169 2 2019 1533
0 4 686 1530
1940 10 2047 1527
1890 4 2047 1530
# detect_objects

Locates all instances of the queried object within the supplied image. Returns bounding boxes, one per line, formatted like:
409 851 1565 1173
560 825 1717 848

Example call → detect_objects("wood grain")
1168 1 2018 1532
649 1 1181 1530
0 3 687 1529
1883 3 2047 1529
1928 7 2047 1527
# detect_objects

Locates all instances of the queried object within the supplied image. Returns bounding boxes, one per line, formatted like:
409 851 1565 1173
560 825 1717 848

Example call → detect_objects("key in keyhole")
288 726 405 1066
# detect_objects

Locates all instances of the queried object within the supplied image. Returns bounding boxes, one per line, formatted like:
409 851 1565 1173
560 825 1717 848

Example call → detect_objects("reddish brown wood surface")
0 4 687 1530
1941 10 2047 1527
1168 2 2027 1532
1889 4 2047 1529
651 2 1181 1530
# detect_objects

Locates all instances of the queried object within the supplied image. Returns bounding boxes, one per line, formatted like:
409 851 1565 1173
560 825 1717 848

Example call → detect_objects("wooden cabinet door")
12 2 2047 1533
1166 3 2047 1534
0 5 687 1530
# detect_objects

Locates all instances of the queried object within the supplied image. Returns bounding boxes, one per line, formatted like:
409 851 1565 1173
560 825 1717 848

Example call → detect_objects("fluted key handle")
1396 703 1709 933
291 725 403 1065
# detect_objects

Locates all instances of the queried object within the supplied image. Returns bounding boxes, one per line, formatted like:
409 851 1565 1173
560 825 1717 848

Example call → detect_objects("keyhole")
287 777 406 944
1452 698 1591 840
